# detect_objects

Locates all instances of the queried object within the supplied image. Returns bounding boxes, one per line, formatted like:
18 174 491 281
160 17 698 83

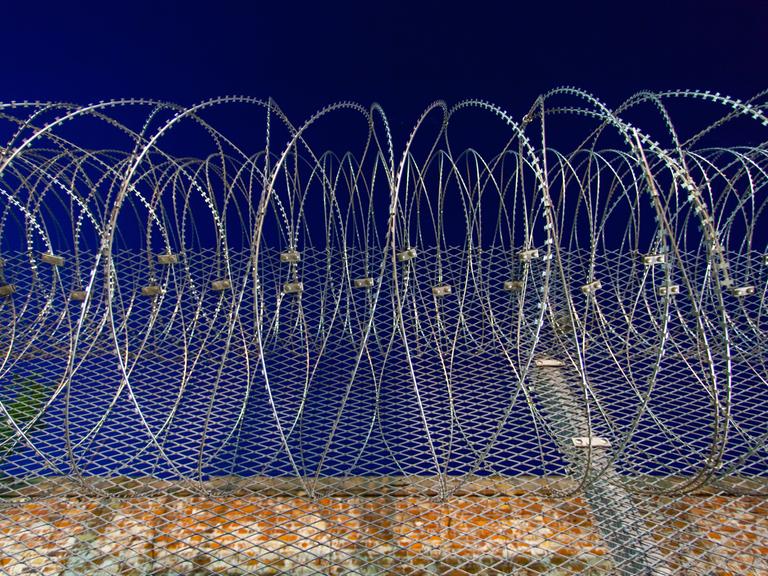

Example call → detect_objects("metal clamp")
503 280 524 292
581 280 602 294
157 253 179 265
518 248 539 263
657 284 680 296
141 285 163 297
0 284 15 297
353 277 374 289
730 285 755 297
396 248 417 262
643 254 666 266
40 253 65 266
535 358 564 368
283 281 303 294
432 285 452 297
572 436 611 448
280 250 301 263
211 279 231 292
70 290 87 302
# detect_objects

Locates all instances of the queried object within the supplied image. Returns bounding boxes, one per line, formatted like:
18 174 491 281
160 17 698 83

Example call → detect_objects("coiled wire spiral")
0 90 766 498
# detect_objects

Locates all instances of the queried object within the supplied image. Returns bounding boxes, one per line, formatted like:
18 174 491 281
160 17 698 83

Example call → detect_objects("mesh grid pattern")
0 92 767 574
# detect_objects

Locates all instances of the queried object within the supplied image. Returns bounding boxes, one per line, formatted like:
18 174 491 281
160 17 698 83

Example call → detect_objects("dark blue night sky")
2 1 766 124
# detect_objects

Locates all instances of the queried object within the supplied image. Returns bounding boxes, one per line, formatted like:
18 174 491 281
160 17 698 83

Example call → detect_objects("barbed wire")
0 90 766 500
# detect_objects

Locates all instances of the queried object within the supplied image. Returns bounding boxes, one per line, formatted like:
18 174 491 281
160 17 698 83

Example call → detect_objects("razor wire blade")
0 91 765 499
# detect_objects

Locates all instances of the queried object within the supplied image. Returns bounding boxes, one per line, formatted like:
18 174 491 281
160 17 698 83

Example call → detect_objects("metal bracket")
763 254 768 266
572 436 611 448
503 280 524 292
283 281 303 294
396 248 417 262
581 280 602 294
280 250 301 263
657 284 680 296
730 285 755 297
0 284 15 297
211 279 231 292
535 358 564 368
432 285 452 297
70 290 87 301
40 253 65 266
642 253 666 265
157 253 179 265
141 285 163 297
518 248 539 263
353 277 374 289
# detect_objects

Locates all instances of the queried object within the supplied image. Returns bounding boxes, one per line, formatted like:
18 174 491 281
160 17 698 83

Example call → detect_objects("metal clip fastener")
432 285 452 297
0 284 15 297
518 249 539 263
572 437 611 448
211 279 231 291
657 284 680 296
643 254 666 265
353 277 374 288
581 280 602 294
535 358 564 368
157 253 179 265
70 290 87 301
280 250 301 263
40 253 65 266
503 280 524 292
141 285 162 297
730 286 755 297
397 248 417 262
283 281 303 294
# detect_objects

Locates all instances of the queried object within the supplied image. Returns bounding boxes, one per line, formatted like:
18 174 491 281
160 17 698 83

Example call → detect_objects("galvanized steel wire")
0 90 767 500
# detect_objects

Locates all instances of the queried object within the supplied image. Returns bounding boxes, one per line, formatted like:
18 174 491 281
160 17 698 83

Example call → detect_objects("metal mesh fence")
0 91 767 574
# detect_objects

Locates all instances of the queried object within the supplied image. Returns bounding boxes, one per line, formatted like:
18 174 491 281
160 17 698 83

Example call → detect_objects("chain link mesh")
0 91 767 574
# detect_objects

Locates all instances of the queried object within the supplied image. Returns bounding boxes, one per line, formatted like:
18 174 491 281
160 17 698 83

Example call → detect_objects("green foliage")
0 374 48 458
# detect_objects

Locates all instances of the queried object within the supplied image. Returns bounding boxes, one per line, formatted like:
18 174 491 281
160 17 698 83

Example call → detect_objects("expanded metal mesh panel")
0 92 767 574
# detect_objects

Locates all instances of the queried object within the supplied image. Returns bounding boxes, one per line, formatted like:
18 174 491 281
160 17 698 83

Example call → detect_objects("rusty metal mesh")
0 91 767 574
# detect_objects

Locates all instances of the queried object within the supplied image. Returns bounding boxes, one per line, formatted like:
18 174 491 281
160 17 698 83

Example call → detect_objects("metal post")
533 358 671 576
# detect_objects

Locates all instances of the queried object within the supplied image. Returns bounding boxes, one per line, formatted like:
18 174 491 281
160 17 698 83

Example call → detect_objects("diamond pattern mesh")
0 93 767 574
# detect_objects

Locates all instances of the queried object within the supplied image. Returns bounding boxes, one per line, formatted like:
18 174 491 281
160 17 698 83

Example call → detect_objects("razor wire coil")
0 90 767 500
